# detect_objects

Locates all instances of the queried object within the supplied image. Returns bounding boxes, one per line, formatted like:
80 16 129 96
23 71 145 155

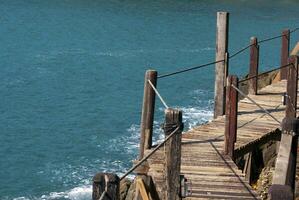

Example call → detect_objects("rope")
99 175 109 200
229 44 253 59
156 27 299 79
237 103 282 129
229 27 299 60
157 59 224 79
258 34 284 44
238 63 293 84
99 191 107 200
258 27 298 44
148 80 169 109
231 84 281 125
120 126 180 181
290 27 299 33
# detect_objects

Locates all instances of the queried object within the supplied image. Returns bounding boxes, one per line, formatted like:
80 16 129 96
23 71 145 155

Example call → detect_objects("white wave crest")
179 107 213 129
14 185 92 200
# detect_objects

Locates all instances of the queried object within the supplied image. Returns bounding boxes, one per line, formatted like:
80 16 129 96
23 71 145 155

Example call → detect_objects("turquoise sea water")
0 0 298 199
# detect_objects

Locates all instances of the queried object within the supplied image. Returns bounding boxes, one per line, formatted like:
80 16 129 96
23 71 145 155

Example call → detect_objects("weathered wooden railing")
92 11 299 199
224 55 298 158
139 70 157 159
268 55 298 200
93 107 183 200
268 118 299 200
224 55 298 199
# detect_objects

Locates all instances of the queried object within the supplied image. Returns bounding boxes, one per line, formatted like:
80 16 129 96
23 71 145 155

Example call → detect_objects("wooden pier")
147 81 287 199
92 12 299 200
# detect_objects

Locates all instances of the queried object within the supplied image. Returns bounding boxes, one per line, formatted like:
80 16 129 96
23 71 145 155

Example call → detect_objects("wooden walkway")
146 80 288 199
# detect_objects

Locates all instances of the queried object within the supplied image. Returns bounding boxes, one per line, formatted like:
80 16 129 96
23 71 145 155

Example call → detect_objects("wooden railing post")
224 75 238 158
214 11 229 118
93 173 120 200
164 108 183 200
139 70 157 159
269 118 299 200
280 29 290 80
285 56 298 119
248 37 259 95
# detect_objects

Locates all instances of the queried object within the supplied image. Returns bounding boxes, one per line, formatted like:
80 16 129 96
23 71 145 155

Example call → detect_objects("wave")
12 185 91 200
10 89 213 200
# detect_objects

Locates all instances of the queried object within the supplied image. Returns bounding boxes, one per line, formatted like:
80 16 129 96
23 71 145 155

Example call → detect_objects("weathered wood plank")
139 70 157 159
145 78 298 200
280 29 290 80
248 37 259 95
214 11 229 118
164 109 183 200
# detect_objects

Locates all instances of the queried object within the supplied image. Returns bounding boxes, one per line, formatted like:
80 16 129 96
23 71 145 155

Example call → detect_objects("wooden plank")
139 70 157 159
214 11 229 118
248 37 259 95
164 109 183 200
225 75 238 158
145 78 299 200
291 42 299 55
136 177 152 200
286 56 298 118
280 29 290 80
272 118 298 188
92 173 120 200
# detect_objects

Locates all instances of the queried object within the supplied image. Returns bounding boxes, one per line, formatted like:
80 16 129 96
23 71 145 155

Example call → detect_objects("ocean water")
0 0 298 199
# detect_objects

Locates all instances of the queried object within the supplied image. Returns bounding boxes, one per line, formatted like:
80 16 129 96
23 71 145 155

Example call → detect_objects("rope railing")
157 59 224 79
290 27 299 33
120 126 180 181
229 43 253 59
230 27 299 59
238 63 293 84
99 191 107 200
231 84 281 125
157 27 299 79
148 79 169 109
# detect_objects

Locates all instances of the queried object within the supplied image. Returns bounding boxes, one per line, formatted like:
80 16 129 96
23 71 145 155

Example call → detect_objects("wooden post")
164 108 183 200
93 173 120 200
248 37 259 95
269 185 293 200
269 118 299 200
285 56 298 119
139 70 157 159
280 29 290 80
214 11 229 118
224 75 238 158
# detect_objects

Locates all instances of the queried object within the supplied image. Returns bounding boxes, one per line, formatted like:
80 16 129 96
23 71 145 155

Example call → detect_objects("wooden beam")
290 42 299 55
269 185 294 200
92 173 120 200
164 108 183 200
280 29 290 80
214 11 229 118
285 56 298 119
224 75 238 158
135 177 152 200
139 70 157 159
248 37 259 95
270 118 299 199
